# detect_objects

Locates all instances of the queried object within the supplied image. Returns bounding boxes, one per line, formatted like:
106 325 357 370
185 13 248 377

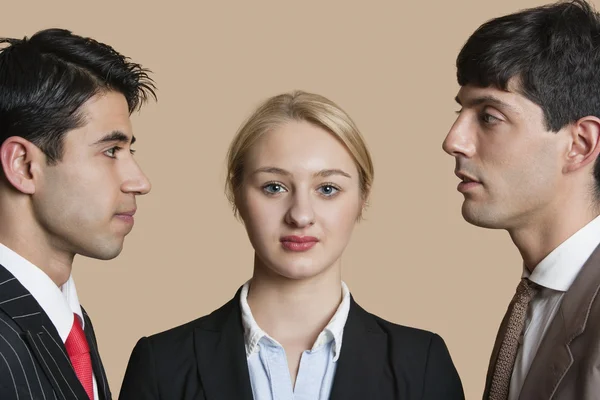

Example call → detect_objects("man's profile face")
32 90 151 260
442 80 566 230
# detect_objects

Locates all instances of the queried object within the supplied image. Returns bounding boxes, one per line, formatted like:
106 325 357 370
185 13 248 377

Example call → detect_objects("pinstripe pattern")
42 327 70 363
0 317 47 400
38 334 79 398
0 277 16 285
0 264 111 400
13 313 41 319
0 294 32 305
0 350 19 398
26 331 67 400
0 331 33 397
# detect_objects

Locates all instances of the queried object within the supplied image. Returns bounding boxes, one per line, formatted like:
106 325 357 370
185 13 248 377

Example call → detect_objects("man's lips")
117 210 136 216
115 209 136 224
455 170 481 184
455 171 483 193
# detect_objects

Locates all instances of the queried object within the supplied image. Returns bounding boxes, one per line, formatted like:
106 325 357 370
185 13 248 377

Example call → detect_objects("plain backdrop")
4 0 585 397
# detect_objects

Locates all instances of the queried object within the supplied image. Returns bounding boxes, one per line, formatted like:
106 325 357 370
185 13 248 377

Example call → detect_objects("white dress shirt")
0 242 99 399
508 215 600 400
240 280 351 400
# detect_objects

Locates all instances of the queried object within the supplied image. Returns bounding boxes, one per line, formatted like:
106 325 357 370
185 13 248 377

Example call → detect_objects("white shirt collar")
239 280 351 362
523 214 600 292
0 242 84 342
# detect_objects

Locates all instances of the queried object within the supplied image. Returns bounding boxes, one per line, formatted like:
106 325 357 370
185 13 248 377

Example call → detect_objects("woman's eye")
263 183 286 194
318 185 339 197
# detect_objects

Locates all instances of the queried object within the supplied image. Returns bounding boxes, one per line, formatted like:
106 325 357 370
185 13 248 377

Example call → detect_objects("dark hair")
0 28 156 164
456 0 600 198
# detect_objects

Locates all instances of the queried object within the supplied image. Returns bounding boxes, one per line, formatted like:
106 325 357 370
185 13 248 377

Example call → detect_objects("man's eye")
104 147 121 158
481 113 501 124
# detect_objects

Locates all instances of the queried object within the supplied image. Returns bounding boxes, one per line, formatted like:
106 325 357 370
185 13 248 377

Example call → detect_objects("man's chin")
78 241 124 261
461 203 505 229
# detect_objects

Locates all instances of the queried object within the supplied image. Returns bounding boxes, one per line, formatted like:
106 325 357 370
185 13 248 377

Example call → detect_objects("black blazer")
0 264 112 400
119 288 464 399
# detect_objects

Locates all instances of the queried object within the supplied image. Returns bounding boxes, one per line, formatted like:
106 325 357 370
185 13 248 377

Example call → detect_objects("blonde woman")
119 91 465 400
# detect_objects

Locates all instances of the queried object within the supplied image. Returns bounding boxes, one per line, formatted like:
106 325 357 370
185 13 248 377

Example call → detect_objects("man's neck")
509 207 600 272
0 230 74 287
0 195 75 287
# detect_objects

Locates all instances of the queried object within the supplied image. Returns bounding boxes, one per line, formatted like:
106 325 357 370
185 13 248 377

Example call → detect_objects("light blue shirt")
240 280 351 400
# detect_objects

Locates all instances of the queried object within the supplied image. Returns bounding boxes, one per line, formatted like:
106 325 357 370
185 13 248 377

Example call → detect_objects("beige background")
4 0 587 397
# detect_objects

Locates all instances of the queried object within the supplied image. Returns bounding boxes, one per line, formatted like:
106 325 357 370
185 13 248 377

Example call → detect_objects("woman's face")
237 120 364 280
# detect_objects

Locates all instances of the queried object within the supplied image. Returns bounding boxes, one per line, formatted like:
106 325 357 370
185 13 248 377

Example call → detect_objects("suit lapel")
329 297 386 400
82 309 111 400
194 290 254 400
193 290 387 400
0 264 90 400
520 243 600 399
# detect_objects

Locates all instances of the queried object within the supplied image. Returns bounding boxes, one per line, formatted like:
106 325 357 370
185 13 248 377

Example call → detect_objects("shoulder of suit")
353 301 441 348
144 296 237 343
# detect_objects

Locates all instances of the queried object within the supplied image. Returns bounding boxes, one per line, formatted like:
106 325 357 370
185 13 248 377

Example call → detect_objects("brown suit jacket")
483 243 600 400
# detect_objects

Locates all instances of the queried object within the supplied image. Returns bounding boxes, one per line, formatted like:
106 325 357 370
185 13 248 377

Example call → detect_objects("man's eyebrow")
455 95 519 114
91 131 136 146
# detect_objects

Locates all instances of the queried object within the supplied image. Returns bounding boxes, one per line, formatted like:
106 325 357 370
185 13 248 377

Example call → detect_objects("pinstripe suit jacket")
0 264 111 400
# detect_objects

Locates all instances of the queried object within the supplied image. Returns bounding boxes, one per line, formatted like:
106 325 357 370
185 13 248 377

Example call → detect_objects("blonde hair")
226 90 374 217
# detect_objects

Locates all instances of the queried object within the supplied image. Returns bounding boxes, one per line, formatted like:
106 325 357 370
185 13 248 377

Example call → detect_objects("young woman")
119 91 465 400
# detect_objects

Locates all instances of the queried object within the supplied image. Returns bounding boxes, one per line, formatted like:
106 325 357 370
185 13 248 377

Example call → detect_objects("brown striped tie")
488 278 539 400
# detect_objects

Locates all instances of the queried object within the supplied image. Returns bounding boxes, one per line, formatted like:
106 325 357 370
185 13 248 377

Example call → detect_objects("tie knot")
516 278 538 302
65 314 89 357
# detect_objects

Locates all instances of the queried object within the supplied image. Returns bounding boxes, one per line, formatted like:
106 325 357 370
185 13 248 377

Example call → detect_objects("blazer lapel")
194 290 254 400
519 243 600 399
329 297 386 400
0 264 90 400
82 309 111 400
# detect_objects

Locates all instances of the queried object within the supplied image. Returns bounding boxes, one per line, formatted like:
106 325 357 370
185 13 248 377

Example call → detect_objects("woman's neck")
247 256 344 348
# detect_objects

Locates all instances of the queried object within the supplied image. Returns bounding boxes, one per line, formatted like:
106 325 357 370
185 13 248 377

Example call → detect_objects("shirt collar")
523 214 600 292
0 242 84 342
240 280 351 361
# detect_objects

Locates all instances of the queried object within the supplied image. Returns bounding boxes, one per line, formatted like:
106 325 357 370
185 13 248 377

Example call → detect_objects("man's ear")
564 116 600 174
0 136 42 194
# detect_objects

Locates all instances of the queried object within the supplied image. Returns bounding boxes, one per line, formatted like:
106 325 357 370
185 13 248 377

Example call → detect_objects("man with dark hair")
443 0 600 399
0 28 155 400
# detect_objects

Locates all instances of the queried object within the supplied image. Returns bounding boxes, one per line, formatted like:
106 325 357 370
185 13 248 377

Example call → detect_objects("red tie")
65 313 93 399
